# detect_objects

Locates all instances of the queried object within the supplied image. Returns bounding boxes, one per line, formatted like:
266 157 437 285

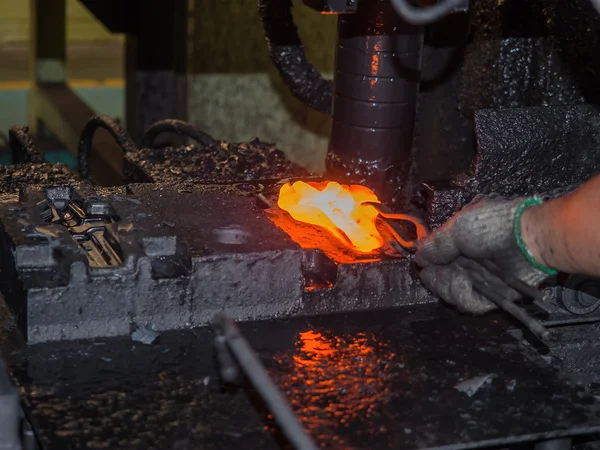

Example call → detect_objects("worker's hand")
416 196 553 314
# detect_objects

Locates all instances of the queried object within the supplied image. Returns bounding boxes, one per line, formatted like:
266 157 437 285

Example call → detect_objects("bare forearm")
522 175 600 277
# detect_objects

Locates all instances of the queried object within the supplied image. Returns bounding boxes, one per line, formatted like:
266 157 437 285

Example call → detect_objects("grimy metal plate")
8 304 600 449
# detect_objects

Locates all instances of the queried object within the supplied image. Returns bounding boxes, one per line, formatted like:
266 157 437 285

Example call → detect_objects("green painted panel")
44 149 77 168
0 86 123 167
0 86 123 132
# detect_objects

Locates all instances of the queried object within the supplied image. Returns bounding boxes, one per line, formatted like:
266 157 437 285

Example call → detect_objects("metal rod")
213 314 319 450
473 281 550 341
480 259 545 304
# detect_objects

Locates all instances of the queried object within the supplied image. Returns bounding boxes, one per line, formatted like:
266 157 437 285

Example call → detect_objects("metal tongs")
365 201 551 342
471 260 550 341
363 201 429 252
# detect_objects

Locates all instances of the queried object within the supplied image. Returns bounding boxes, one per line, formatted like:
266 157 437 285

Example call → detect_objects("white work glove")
416 195 557 314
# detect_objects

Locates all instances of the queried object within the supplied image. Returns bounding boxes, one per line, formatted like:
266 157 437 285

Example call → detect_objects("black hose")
9 126 45 164
258 0 332 115
78 115 137 180
140 119 217 149
391 0 468 25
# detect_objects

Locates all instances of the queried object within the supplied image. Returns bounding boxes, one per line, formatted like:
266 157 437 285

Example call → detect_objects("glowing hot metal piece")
277 181 384 253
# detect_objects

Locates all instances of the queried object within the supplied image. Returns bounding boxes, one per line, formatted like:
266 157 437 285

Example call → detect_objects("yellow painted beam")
0 78 125 91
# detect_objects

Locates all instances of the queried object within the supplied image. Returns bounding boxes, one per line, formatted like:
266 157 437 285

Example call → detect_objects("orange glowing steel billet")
277 181 384 253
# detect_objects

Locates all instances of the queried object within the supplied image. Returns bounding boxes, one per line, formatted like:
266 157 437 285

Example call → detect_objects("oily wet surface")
7 305 600 449
8 329 279 450
247 308 600 449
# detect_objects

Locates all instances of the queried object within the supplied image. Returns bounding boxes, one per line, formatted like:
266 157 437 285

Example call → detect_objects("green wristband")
513 196 558 276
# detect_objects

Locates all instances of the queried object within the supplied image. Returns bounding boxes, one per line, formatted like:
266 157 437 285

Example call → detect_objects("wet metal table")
7 305 600 449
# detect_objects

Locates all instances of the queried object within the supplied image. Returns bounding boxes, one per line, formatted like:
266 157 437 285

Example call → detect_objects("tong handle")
473 280 550 341
468 259 550 341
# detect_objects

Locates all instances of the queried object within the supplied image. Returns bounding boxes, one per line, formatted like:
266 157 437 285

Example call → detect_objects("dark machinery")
1 115 600 450
259 0 469 206
4 0 600 448
258 0 600 220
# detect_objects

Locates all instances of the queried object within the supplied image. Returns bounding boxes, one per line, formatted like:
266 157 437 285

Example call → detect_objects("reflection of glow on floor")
270 329 398 448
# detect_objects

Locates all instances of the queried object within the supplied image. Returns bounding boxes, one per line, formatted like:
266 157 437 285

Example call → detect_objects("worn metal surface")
411 0 600 190
0 183 433 344
425 105 600 228
8 305 600 449
0 184 194 343
458 0 600 115
264 203 432 311
542 322 600 391
123 138 310 184
8 326 281 450
472 106 600 196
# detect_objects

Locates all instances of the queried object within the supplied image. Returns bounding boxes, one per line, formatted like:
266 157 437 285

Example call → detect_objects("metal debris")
0 163 75 194
507 379 517 392
126 197 142 205
131 324 160 345
124 138 309 185
454 374 494 397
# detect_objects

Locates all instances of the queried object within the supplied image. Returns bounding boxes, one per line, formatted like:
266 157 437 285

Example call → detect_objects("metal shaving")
126 138 310 184
0 163 76 194
131 324 160 345
454 374 494 397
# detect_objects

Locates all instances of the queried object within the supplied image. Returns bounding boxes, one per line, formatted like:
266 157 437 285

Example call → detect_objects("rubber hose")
258 0 332 115
9 126 45 164
78 115 137 180
140 119 217 149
